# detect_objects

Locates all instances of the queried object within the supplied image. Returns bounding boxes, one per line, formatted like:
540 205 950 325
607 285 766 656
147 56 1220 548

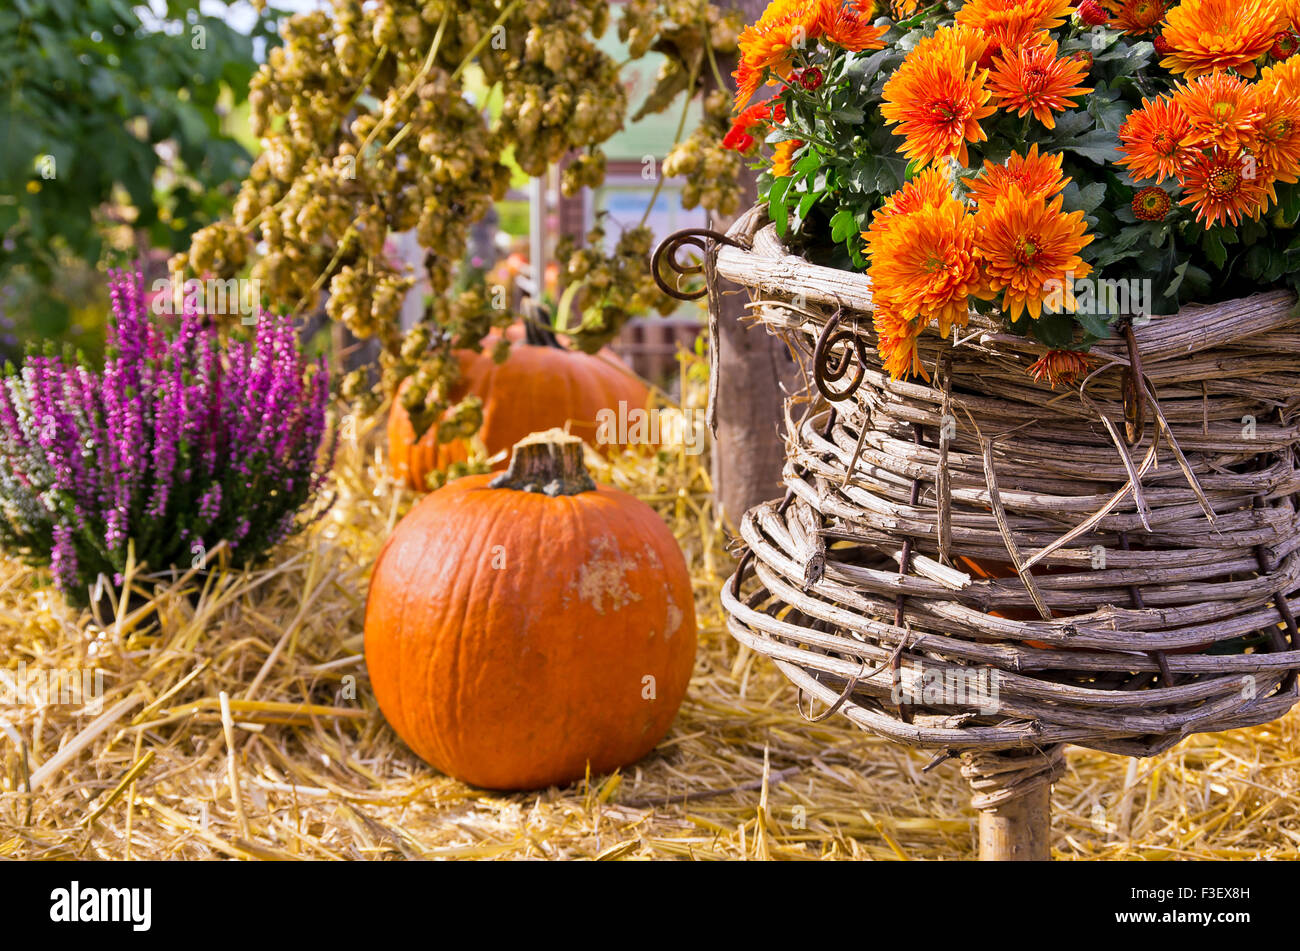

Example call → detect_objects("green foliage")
0 0 281 286
0 259 110 365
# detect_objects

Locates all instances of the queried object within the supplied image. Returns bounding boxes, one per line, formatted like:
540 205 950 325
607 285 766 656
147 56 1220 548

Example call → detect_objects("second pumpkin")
388 336 650 491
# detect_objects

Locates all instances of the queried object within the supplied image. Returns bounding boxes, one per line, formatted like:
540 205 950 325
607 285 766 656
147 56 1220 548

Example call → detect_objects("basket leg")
976 781 1052 861
961 746 1065 861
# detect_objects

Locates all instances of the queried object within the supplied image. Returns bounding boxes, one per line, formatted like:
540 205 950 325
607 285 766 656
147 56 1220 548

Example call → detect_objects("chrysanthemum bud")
1076 0 1109 26
1132 186 1172 221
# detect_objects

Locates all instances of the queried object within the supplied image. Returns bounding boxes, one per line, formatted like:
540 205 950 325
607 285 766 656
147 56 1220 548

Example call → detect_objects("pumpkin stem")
489 429 596 496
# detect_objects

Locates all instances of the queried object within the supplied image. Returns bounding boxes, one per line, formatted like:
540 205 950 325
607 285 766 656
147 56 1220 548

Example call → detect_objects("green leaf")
1164 261 1190 298
829 106 865 123
1051 109 1093 137
1094 99 1131 133
793 151 820 176
1277 182 1300 225
1076 309 1114 339
0 0 284 294
769 176 792 238
1085 82 1129 133
1030 311 1077 348
830 208 857 243
796 191 819 226
1061 181 1107 215
1202 229 1228 269
1162 262 1210 302
1061 129 1123 164
1244 243 1273 280
88 68 121 103
1092 224 1156 267
1110 41 1154 76
1239 217 1267 243
764 127 803 144
769 175 791 206
844 47 896 91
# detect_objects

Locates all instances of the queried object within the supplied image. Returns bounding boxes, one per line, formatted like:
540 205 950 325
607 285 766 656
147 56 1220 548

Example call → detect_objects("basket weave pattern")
711 208 1300 758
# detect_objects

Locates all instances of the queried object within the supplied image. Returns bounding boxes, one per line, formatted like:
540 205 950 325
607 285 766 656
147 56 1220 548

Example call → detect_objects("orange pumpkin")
387 330 650 490
364 430 697 790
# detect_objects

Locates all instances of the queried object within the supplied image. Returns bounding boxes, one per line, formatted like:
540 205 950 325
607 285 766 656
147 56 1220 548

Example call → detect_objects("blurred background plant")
0 0 283 353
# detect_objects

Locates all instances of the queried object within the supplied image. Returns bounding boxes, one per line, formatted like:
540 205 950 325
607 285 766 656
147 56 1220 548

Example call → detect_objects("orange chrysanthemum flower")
1118 96 1193 182
911 22 994 66
733 0 825 110
955 0 1074 46
963 143 1071 206
772 138 804 177
1173 72 1262 153
987 37 1092 129
881 26 997 167
866 198 986 336
821 0 890 50
974 186 1094 321
872 303 930 381
1249 86 1300 183
1102 0 1169 34
1177 149 1275 225
1027 349 1091 387
1256 160 1286 205
873 166 957 224
1159 0 1284 78
1287 0 1300 29
1259 55 1300 100
734 1 888 110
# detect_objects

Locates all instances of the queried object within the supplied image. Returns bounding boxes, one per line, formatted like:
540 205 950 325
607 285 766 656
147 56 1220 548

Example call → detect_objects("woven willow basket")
685 206 1300 761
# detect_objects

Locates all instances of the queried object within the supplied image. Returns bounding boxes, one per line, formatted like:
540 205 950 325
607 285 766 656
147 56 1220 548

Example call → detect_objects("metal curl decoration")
651 228 750 301
812 307 870 402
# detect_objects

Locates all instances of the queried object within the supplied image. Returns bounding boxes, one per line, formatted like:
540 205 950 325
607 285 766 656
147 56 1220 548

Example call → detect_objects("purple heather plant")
0 270 334 604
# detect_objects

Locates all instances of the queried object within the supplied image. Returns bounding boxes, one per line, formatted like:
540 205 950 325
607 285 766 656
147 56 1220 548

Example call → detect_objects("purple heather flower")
0 270 333 602
51 523 78 593
197 482 222 524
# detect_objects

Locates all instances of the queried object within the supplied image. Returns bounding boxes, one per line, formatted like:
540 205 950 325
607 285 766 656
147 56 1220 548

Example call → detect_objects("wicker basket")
663 206 1300 769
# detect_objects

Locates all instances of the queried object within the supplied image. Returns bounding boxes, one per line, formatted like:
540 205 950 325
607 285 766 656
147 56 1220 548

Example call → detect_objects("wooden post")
707 0 801 530
961 745 1064 861
976 782 1052 861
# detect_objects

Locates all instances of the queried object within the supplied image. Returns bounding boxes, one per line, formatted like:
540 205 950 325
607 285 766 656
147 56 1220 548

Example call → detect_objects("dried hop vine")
556 217 679 353
176 0 740 460
664 90 748 216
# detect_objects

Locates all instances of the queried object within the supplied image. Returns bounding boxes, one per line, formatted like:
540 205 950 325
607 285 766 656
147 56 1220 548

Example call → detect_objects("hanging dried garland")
174 0 745 478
